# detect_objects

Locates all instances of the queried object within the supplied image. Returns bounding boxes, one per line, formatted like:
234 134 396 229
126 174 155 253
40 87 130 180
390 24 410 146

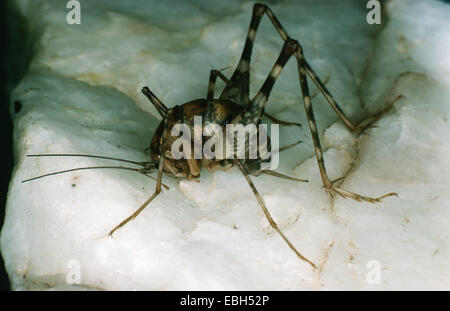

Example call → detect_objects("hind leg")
294 44 397 202
219 3 290 107
206 69 230 101
236 4 397 203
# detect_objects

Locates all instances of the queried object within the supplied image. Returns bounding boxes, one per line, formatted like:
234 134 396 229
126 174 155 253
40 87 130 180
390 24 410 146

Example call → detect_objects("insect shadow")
23 3 400 269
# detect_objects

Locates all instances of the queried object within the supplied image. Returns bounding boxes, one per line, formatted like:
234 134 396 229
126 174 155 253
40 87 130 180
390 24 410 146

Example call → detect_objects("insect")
23 3 398 269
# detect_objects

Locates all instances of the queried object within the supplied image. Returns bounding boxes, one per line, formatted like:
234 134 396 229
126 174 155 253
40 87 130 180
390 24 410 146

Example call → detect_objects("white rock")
1 0 450 290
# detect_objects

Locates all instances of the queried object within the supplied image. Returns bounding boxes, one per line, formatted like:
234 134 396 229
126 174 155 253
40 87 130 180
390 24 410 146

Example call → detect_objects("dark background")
0 0 14 290
1 0 34 291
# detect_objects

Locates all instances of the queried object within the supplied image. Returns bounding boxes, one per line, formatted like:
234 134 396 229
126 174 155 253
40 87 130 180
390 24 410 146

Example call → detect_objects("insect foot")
325 184 398 203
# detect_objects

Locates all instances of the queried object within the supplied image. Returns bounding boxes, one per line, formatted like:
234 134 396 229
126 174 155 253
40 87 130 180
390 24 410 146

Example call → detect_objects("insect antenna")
22 154 169 189
26 153 147 166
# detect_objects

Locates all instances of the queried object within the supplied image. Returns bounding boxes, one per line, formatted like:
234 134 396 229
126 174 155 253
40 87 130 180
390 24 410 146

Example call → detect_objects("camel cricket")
23 3 399 269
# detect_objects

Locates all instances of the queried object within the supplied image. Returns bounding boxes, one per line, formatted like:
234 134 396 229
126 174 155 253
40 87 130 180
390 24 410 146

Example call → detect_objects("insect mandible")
23 3 398 269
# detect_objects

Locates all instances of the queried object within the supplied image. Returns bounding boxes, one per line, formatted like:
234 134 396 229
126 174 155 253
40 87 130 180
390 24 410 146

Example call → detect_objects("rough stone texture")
1 0 449 290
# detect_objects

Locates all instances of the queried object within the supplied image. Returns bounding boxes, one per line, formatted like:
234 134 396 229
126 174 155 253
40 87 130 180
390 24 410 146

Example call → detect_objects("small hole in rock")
14 101 22 113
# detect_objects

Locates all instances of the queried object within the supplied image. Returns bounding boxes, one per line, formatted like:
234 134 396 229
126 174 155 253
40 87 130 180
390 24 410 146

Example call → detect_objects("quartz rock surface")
1 0 450 290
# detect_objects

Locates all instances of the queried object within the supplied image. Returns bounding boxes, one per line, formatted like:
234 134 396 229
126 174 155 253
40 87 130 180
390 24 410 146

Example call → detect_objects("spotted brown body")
149 98 245 180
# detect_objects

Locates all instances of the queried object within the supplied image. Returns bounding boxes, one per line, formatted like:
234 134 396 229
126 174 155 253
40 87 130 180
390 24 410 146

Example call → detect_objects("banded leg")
233 5 396 203
261 75 328 129
234 159 316 269
294 44 396 202
206 69 230 101
240 39 299 125
253 39 396 202
207 66 301 128
224 3 360 132
109 116 168 236
205 69 231 129
303 62 358 131
219 3 289 107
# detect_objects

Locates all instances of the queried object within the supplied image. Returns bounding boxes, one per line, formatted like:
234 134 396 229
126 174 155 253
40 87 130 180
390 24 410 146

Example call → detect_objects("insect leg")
234 159 316 269
239 39 299 125
109 117 168 236
232 4 397 203
142 86 168 118
354 94 405 135
263 112 302 129
219 4 269 106
233 4 357 132
218 3 294 107
233 40 304 178
206 69 230 101
293 44 397 202
303 62 358 131
305 58 403 134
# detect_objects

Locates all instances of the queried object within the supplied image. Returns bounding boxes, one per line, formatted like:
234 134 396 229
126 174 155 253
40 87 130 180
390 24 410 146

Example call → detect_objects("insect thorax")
149 99 271 179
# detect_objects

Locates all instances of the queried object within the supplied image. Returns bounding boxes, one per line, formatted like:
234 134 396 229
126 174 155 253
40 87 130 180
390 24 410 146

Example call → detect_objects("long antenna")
26 154 147 166
21 166 169 190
